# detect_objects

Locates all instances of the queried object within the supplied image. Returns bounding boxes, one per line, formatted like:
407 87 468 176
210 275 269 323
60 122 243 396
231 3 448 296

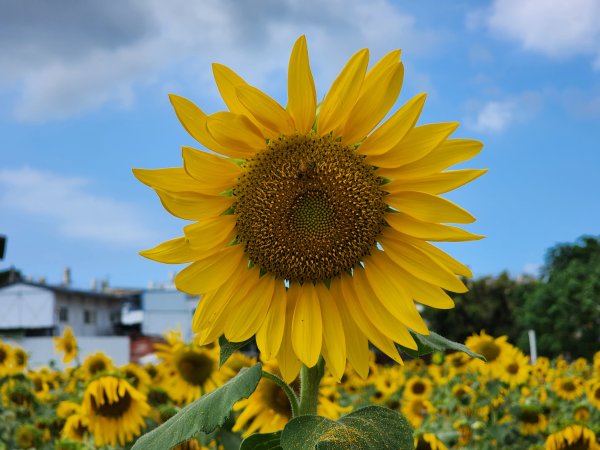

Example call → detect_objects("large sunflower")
135 35 485 381
545 425 600 450
81 374 150 447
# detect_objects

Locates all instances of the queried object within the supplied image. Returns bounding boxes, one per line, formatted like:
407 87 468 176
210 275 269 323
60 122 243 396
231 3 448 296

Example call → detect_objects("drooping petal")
387 191 475 224
287 35 316 134
174 245 244 294
386 212 484 242
379 230 468 293
139 237 199 264
224 274 275 342
206 112 266 155
291 282 322 367
337 276 403 363
339 61 404 145
277 285 302 383
367 122 459 168
182 147 242 194
168 94 233 157
256 280 287 360
315 284 346 381
385 169 488 195
236 85 295 136
357 93 426 157
184 215 237 252
317 49 369 135
330 278 370 378
360 251 429 334
352 267 417 349
380 138 484 179
155 189 233 221
132 168 204 194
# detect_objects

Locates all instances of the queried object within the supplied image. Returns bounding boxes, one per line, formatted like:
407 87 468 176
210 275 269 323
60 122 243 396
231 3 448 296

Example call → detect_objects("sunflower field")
0 328 599 450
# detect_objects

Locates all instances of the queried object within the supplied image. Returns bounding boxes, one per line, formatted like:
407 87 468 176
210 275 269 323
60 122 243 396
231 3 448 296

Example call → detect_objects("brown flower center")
175 351 214 387
91 390 132 418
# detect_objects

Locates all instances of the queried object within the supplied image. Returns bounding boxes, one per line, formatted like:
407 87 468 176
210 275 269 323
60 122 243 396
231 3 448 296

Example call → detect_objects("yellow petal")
360 251 429 334
395 233 473 278
236 85 295 136
340 62 404 145
184 215 236 252
337 276 403 363
381 138 484 179
380 231 468 293
315 284 346 381
212 63 252 115
317 49 369 135
224 274 275 342
155 189 233 221
168 94 232 156
174 245 244 294
387 191 475 224
277 285 302 383
139 237 199 264
386 212 484 242
256 280 286 360
206 112 266 155
385 169 488 195
287 35 316 134
330 278 370 378
182 147 242 194
367 122 459 168
357 93 426 157
291 283 322 367
132 167 204 194
352 267 417 349
392 265 455 309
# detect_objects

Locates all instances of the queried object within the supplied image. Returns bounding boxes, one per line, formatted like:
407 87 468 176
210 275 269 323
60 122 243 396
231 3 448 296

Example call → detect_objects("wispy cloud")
485 0 600 67
1 0 436 122
465 92 542 133
0 167 157 246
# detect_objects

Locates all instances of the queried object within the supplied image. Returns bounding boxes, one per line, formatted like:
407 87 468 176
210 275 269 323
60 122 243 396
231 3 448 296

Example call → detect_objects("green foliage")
240 431 283 449
422 271 538 348
280 406 413 450
219 335 255 367
516 235 600 358
131 363 262 450
400 331 485 360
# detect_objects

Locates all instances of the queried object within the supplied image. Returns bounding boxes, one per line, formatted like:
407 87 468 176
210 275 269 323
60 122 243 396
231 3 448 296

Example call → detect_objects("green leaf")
400 330 485 361
280 406 413 450
131 363 262 450
217 430 243 450
219 335 255 367
240 431 283 450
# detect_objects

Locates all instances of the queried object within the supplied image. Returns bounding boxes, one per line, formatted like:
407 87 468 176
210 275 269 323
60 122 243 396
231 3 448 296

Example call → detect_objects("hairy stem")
262 371 300 417
298 357 325 416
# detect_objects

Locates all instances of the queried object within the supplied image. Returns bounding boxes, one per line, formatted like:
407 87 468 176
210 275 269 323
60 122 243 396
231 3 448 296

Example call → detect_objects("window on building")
83 309 97 324
58 307 69 322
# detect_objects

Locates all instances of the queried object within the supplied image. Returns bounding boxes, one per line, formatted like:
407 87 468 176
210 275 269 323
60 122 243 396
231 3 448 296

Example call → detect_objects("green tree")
516 236 600 358
422 271 537 348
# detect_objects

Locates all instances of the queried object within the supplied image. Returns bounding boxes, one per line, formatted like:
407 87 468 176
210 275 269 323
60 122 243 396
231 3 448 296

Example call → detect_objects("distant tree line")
422 235 600 359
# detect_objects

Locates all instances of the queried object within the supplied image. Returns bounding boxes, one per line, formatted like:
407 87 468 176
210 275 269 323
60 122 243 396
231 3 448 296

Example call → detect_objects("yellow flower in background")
414 432 448 450
120 363 152 395
545 425 600 450
53 326 78 364
0 340 14 376
135 35 485 382
552 376 585 401
585 378 600 409
499 347 531 387
466 331 511 376
10 346 28 374
81 375 151 447
404 376 433 399
82 352 114 379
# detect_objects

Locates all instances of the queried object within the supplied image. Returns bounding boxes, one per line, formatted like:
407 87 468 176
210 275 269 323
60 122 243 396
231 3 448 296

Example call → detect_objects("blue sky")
1 0 599 289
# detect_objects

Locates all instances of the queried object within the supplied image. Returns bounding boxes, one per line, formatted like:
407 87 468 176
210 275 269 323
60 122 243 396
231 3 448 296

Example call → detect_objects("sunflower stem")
261 370 300 417
298 357 324 416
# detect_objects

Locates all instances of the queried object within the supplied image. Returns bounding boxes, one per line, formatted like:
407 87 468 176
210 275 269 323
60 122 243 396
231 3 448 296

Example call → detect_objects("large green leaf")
280 406 413 450
400 331 485 360
219 335 255 367
131 363 262 450
240 431 283 450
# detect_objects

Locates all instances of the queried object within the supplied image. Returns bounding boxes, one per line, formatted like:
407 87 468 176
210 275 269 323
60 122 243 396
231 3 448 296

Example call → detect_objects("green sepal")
131 364 262 450
219 335 255 367
399 330 485 361
280 405 413 449
240 431 283 449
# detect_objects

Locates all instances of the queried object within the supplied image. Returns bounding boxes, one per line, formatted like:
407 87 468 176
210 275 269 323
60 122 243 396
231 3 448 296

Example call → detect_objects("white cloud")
487 0 600 65
522 263 541 277
0 167 157 246
1 0 436 122
466 92 542 133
